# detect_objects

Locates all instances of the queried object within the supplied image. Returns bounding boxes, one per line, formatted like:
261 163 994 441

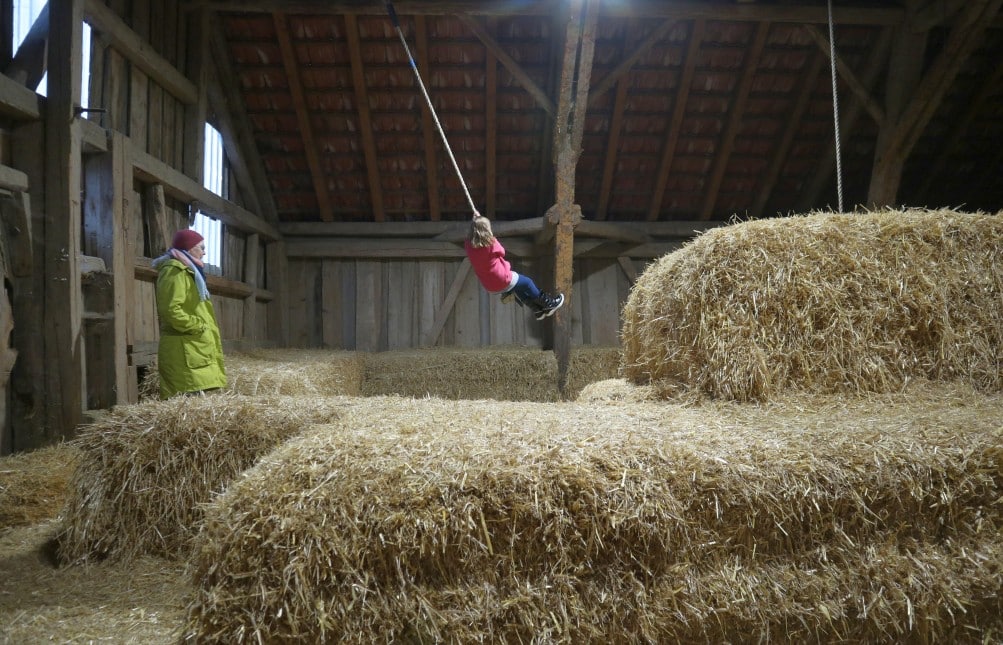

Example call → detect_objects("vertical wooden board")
321 259 344 349
340 261 357 350
224 228 244 278
452 267 481 347
355 260 382 351
134 279 159 341
585 259 620 345
417 260 443 345
255 301 268 341
286 260 309 347
488 290 515 345
128 0 150 148
386 260 417 350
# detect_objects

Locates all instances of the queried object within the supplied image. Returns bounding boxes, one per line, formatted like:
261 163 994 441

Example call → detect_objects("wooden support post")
183 7 209 182
43 0 85 440
867 0 1002 206
549 0 598 396
82 131 132 407
10 124 45 451
243 233 260 340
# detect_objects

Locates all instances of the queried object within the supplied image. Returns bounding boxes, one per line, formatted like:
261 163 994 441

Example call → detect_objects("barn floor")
2 362 1001 642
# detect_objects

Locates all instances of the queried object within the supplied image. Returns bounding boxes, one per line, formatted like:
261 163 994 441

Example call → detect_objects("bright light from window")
12 1 91 102
193 124 225 270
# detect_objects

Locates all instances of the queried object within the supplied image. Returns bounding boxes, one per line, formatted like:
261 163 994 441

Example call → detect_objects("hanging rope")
827 0 845 212
385 2 479 217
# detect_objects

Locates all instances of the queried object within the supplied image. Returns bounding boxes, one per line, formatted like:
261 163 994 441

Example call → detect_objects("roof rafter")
596 20 635 221
274 12 335 221
699 20 771 221
647 18 704 221
345 13 386 221
413 15 442 221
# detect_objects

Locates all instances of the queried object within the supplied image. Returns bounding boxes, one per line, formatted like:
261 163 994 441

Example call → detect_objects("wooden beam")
194 1 906 25
916 57 1003 203
208 21 279 223
414 16 441 221
132 145 281 240
868 0 1003 206
275 12 336 222
286 238 471 258
699 21 769 221
4 3 48 89
44 0 84 438
458 14 555 116
751 50 825 218
421 259 471 346
909 0 967 31
798 27 891 211
0 73 42 120
647 19 704 221
484 17 498 218
0 165 28 192
82 131 132 406
551 0 599 395
587 18 676 107
803 24 884 125
344 14 385 222
83 0 198 104
595 21 634 221
183 8 209 182
617 256 638 284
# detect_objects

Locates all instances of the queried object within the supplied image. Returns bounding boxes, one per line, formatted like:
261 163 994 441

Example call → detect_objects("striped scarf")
153 248 210 301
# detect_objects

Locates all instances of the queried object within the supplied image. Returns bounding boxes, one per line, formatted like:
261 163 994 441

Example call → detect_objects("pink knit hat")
172 229 204 251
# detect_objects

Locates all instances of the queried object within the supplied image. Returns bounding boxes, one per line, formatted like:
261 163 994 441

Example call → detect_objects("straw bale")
622 208 1003 401
56 394 346 564
0 443 79 529
362 346 620 401
138 349 364 400
184 387 1003 643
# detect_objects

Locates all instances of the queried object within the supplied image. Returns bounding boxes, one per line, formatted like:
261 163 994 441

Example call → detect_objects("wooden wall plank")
453 266 481 347
320 260 344 348
355 261 382 351
387 260 417 350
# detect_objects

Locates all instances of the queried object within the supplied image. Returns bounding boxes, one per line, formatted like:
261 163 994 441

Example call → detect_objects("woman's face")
189 242 206 260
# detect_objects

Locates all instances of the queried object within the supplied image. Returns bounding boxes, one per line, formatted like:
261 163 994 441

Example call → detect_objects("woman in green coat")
153 229 227 398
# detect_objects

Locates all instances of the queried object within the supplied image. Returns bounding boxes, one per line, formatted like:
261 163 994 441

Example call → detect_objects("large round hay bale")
622 209 1003 401
184 392 1002 643
56 394 346 564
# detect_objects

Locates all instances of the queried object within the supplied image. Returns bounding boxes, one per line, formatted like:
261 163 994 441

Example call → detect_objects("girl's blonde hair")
468 214 495 248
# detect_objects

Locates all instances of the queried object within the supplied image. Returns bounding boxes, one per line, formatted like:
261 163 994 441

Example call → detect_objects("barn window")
12 0 92 106
192 124 225 273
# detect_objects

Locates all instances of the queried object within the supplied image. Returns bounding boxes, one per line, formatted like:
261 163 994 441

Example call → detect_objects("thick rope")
827 0 845 212
386 3 479 217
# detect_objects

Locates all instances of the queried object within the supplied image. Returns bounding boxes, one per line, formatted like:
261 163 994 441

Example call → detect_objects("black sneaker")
535 293 564 320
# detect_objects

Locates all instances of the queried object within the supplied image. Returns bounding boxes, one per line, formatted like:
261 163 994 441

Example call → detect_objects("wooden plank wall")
286 257 638 350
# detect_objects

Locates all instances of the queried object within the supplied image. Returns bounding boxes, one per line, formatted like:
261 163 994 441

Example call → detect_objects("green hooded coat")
155 258 227 398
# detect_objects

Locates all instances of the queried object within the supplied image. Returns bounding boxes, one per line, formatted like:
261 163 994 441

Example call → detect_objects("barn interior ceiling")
200 0 1003 226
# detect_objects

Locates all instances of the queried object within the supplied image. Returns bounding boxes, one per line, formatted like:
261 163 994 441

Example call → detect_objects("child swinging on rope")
465 211 564 321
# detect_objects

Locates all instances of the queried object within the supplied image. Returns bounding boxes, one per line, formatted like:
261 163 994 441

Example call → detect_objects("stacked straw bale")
362 346 620 400
622 208 1003 401
56 394 346 563
139 349 364 400
0 443 79 529
184 390 1003 643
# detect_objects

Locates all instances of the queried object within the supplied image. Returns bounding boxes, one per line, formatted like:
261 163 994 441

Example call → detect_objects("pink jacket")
465 238 513 293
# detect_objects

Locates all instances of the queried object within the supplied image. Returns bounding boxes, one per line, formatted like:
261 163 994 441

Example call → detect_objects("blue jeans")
504 272 542 303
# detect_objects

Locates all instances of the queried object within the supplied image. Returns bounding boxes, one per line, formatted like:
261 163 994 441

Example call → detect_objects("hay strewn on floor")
622 208 1003 401
0 520 185 645
0 443 79 530
362 346 621 401
183 387 1003 643
56 394 346 564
